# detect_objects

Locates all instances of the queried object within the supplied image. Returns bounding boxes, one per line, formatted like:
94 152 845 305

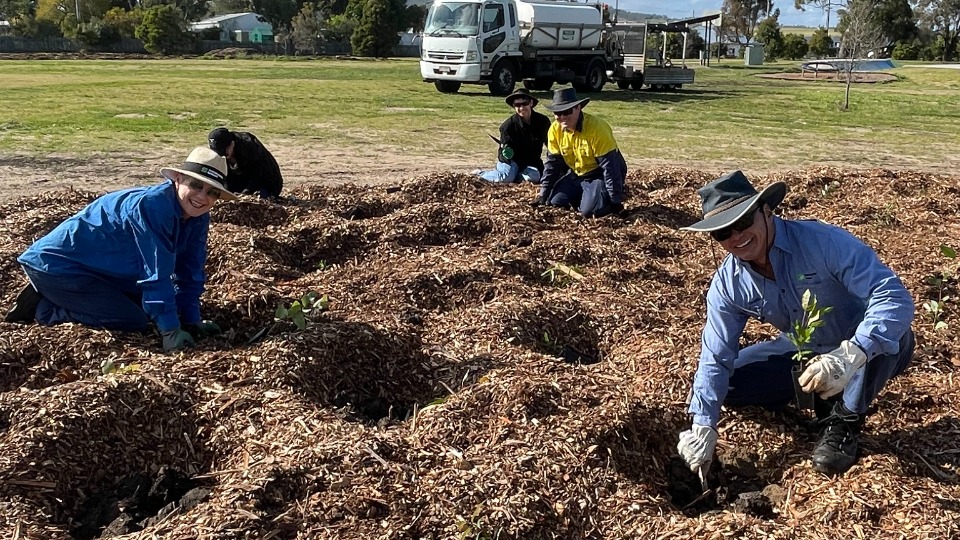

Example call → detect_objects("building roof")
190 12 270 31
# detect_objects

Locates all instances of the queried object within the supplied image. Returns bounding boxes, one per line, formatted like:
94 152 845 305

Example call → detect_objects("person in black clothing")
208 128 283 198
473 89 551 184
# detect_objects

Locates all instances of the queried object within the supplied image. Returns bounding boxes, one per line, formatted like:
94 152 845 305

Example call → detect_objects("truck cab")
420 0 521 95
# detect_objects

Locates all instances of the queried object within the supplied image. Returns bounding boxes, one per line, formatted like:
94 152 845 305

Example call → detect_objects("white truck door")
480 1 508 69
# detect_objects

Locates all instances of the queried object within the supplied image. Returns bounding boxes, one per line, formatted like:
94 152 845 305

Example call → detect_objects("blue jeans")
23 266 150 332
546 173 615 218
725 330 915 415
477 161 541 184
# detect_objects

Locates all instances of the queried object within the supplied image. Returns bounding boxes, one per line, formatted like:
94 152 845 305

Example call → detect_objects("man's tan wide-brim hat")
160 146 236 201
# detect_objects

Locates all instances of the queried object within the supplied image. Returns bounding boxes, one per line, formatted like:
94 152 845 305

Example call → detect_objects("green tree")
404 4 426 32
755 15 785 60
322 12 356 42
142 0 208 22
874 0 918 47
722 0 774 46
915 0 960 61
209 0 253 15
103 6 142 38
793 0 847 31
350 0 402 57
781 32 809 58
290 1 323 54
808 26 834 56
251 0 303 38
135 4 186 54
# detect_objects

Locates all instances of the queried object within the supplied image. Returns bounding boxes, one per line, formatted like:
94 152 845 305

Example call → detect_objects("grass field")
0 56 958 173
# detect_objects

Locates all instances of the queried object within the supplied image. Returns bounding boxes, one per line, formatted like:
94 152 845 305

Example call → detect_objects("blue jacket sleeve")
129 196 181 332
174 217 209 325
596 149 626 204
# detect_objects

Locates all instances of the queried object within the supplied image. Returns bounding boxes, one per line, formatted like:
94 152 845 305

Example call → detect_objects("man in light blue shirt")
676 171 914 477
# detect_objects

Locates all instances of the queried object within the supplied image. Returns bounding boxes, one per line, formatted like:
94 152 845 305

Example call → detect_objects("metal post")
75 0 80 20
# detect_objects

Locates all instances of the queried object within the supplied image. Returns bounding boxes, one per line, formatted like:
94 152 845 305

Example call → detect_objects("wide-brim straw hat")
160 146 237 201
681 170 787 232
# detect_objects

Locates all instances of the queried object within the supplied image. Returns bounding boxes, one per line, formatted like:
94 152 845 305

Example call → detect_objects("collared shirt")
689 217 915 428
18 182 210 332
540 112 626 203
498 110 551 172
546 112 618 177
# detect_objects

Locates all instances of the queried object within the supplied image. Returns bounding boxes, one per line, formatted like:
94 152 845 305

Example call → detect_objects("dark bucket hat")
505 89 538 107
680 170 787 232
544 87 590 112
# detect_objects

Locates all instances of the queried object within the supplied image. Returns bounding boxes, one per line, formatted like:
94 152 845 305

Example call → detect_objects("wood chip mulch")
0 167 958 539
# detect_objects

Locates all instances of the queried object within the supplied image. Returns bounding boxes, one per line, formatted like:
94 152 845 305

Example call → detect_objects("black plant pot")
792 364 815 410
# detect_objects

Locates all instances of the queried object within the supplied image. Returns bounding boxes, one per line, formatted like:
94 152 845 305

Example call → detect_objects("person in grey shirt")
676 171 915 476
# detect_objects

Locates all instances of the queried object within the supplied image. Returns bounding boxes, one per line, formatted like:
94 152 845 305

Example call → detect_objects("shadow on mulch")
501 300 601 361
71 467 211 540
5 381 212 536
267 320 493 424
873 416 960 484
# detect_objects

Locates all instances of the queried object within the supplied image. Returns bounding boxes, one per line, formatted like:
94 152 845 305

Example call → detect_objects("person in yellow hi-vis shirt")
533 87 628 218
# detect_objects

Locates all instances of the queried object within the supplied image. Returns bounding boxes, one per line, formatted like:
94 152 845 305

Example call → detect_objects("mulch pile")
1 167 958 539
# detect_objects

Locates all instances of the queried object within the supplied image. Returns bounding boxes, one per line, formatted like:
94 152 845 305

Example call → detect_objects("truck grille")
426 52 465 61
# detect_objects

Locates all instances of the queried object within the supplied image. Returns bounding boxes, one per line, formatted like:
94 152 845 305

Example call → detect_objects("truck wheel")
488 61 517 96
435 81 461 93
630 80 644 91
616 80 631 90
582 60 606 93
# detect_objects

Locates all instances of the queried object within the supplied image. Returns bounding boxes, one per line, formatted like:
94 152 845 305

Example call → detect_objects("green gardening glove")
501 146 514 160
184 320 222 340
161 328 196 352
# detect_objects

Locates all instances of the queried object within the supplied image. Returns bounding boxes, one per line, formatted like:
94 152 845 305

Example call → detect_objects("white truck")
418 0 698 95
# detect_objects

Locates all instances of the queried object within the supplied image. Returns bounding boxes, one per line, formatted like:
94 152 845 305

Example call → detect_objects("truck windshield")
424 2 480 36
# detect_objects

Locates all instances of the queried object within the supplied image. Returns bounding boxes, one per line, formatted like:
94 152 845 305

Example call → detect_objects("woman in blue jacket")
6 147 235 352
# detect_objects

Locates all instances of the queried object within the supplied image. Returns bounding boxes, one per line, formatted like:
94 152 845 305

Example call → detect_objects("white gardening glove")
677 424 718 473
798 340 867 398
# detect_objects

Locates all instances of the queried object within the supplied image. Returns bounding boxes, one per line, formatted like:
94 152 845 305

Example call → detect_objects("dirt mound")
1 168 958 539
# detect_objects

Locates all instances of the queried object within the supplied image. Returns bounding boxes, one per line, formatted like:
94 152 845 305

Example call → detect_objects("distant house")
0 19 11 36
190 13 273 43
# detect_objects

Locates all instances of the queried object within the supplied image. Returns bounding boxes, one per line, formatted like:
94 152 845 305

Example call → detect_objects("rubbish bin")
744 44 764 66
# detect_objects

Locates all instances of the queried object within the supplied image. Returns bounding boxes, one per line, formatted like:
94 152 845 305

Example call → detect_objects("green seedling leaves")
788 290 833 366
275 291 331 331
940 244 957 259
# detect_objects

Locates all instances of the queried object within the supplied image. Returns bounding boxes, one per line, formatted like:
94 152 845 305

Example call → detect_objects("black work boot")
811 401 863 476
4 283 42 323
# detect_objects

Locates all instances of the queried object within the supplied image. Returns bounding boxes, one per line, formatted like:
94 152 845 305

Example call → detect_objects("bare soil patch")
1 167 958 538
757 71 898 83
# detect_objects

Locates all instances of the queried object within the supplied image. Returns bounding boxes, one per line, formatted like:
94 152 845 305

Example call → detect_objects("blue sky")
616 0 831 27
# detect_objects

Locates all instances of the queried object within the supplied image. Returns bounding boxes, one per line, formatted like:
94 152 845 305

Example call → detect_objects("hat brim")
161 167 239 201
506 93 539 107
544 97 590 112
680 181 787 232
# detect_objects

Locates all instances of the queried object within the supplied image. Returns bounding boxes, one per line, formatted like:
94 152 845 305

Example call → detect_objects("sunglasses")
554 108 576 117
187 179 223 200
710 208 759 241
513 100 531 107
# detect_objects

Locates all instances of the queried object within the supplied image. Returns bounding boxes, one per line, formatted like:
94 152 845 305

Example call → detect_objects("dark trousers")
546 173 615 218
23 266 150 332
725 329 915 415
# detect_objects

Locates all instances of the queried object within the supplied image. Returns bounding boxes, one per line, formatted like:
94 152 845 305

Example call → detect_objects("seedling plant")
787 289 833 369
923 244 956 331
275 291 330 330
